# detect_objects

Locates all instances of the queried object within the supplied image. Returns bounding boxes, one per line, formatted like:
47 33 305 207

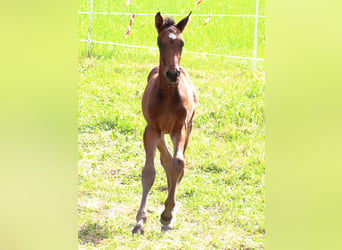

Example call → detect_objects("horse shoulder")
142 66 160 121
147 66 159 82
179 68 197 107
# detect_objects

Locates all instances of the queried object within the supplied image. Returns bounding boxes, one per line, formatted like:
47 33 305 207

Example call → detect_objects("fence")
79 0 265 69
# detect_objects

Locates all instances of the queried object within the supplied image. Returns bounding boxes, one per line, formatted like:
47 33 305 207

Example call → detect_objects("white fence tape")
78 12 265 18
79 39 265 61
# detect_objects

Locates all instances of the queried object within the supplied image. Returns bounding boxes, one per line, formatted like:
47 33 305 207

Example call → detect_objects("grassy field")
78 0 265 249
78 0 265 62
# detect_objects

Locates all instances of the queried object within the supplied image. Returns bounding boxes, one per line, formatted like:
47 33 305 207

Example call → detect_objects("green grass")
78 0 265 249
78 0 265 62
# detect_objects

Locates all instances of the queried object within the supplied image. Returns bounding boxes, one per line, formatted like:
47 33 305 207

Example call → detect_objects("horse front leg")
160 127 188 229
157 134 173 193
132 125 160 235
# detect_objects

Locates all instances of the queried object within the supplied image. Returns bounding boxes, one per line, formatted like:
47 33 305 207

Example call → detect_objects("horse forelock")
162 16 175 29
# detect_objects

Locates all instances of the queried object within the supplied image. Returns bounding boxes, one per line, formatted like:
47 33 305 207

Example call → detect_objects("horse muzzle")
166 70 180 84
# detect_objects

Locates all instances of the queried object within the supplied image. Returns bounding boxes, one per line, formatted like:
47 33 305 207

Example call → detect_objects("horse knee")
171 156 185 173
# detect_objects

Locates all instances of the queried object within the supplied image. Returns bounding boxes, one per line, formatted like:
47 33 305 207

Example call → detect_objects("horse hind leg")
158 134 172 190
177 121 193 185
132 126 160 235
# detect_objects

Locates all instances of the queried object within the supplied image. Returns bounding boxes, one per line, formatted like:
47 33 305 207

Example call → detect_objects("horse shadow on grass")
79 117 135 134
78 222 110 246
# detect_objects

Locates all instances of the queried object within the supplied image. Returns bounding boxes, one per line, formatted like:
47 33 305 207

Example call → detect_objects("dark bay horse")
132 12 198 235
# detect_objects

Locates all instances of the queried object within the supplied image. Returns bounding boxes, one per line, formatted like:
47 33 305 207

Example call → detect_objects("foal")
132 12 198 235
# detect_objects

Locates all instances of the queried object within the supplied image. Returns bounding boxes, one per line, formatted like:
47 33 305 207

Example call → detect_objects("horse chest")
148 96 189 133
157 101 186 119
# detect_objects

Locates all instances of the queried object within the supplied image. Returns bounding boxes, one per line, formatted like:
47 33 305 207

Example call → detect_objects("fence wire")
79 0 265 68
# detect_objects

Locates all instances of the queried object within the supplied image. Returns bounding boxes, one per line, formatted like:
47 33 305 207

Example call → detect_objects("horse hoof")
132 224 144 236
161 225 172 233
160 213 172 226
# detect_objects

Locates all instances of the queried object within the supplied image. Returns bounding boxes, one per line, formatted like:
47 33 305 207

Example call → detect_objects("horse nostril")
166 70 180 82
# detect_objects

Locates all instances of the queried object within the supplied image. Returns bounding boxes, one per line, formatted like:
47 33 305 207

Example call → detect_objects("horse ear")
176 12 192 33
155 12 163 33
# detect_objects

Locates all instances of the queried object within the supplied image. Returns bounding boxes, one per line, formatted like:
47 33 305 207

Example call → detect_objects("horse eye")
181 40 185 47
